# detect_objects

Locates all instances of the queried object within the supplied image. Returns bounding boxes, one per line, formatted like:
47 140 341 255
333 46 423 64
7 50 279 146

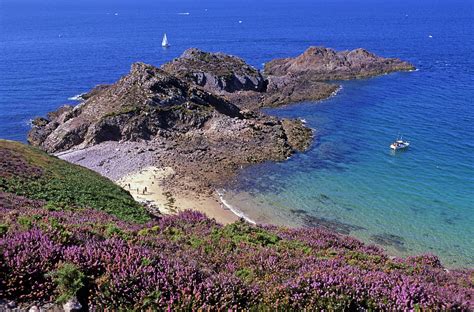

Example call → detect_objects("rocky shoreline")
28 46 414 219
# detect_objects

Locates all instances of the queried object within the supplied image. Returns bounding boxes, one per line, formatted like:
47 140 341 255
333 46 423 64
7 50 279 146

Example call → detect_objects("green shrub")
0 223 8 236
45 201 69 211
278 240 313 255
141 257 152 266
235 268 254 282
138 225 160 236
49 262 85 304
105 223 123 237
217 221 280 247
18 216 33 229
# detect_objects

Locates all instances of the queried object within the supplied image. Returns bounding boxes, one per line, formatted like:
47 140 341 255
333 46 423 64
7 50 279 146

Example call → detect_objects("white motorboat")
390 138 410 150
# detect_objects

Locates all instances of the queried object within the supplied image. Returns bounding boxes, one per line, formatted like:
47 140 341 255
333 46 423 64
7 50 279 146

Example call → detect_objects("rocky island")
264 46 415 80
27 46 415 221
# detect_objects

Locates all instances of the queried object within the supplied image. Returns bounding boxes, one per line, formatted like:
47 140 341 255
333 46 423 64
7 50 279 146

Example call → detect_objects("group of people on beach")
123 183 148 195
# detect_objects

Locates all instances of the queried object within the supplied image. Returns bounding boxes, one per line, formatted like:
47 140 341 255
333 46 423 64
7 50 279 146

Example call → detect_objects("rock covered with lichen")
161 48 339 109
28 63 241 153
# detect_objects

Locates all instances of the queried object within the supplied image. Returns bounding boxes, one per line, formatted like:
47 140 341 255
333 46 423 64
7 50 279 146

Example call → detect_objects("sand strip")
116 166 238 224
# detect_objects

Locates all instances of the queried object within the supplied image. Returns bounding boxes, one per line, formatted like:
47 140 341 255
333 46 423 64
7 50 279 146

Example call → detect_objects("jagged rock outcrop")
262 75 339 107
162 48 267 94
162 48 340 110
264 46 415 80
28 62 312 192
163 47 413 110
81 84 111 100
28 63 251 153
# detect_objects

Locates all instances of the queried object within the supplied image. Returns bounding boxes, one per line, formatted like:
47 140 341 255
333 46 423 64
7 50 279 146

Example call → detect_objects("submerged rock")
370 233 407 252
302 215 366 235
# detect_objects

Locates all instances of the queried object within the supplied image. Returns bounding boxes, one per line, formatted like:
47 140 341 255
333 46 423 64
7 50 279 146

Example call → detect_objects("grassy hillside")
0 141 472 310
0 140 150 223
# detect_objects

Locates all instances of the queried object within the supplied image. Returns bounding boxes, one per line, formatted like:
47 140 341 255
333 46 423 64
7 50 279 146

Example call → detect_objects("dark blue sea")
1 0 473 267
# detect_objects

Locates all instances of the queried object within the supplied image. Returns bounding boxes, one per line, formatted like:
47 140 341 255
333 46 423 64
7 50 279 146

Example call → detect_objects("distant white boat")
162 33 170 48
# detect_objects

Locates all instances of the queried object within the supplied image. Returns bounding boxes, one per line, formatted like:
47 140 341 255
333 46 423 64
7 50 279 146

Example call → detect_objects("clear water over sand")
222 72 474 267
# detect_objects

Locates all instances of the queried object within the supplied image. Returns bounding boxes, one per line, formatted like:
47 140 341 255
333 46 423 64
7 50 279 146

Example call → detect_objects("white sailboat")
162 33 170 47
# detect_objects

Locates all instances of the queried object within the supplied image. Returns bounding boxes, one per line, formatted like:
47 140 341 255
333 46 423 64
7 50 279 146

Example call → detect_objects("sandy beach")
116 166 239 224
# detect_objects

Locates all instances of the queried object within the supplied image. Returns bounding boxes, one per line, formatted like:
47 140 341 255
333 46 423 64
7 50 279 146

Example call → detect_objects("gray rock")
29 62 243 153
162 48 267 93
62 297 82 312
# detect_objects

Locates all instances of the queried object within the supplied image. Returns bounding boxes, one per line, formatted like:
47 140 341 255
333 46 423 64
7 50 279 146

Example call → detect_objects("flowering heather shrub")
0 141 473 309
0 149 43 179
1 229 60 301
0 203 473 310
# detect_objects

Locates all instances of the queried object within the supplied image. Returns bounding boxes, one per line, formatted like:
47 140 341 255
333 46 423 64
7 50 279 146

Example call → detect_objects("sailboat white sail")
162 33 170 47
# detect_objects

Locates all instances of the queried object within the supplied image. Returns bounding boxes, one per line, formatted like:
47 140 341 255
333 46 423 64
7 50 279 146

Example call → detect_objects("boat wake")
216 189 256 224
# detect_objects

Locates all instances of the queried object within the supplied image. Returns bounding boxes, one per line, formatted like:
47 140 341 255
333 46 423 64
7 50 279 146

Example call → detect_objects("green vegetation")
1 204 472 310
0 223 8 236
215 221 281 247
0 140 150 223
48 263 86 304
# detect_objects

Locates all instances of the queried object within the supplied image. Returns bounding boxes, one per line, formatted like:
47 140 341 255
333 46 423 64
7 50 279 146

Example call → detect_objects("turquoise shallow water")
223 67 474 267
1 0 473 267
